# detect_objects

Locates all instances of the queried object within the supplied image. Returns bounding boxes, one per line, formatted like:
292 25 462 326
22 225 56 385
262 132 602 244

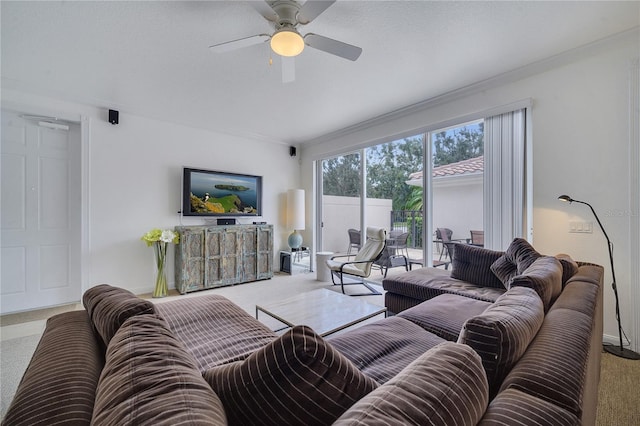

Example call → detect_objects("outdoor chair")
326 227 386 295
470 230 484 247
387 230 410 259
347 228 361 257
435 227 453 261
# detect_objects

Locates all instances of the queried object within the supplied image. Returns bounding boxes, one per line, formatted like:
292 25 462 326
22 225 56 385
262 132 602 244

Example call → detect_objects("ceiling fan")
209 0 362 82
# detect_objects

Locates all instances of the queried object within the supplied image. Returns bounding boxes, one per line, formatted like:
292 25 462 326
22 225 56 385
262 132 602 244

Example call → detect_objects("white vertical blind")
483 109 526 249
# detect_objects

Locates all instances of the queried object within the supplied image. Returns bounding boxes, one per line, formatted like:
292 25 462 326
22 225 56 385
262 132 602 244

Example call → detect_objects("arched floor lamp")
558 195 640 360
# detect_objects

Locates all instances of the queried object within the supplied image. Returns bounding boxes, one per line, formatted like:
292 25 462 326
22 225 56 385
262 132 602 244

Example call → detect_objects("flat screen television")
182 167 262 217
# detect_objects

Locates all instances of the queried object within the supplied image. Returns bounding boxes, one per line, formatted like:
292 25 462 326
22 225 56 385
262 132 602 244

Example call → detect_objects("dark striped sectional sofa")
4 238 603 426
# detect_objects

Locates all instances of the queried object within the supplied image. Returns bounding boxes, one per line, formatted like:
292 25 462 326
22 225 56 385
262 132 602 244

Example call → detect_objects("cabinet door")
204 228 223 287
220 227 242 285
242 227 258 282
257 225 273 279
176 228 205 293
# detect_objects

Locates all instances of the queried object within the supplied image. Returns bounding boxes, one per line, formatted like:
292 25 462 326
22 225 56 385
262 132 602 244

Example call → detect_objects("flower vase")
153 242 168 298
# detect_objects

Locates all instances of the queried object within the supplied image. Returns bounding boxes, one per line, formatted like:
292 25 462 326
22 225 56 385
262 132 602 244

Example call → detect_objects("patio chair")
470 230 484 247
387 231 410 259
347 228 361 257
326 227 386 296
435 228 453 261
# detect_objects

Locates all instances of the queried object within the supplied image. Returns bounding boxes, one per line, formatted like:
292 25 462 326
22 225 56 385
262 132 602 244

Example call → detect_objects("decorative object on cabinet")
141 228 180 298
174 225 273 294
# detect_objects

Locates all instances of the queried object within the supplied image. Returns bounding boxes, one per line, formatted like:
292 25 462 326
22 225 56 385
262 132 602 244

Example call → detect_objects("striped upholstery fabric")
383 267 505 307
155 294 277 371
334 342 489 426
327 316 446 383
92 314 227 425
397 294 491 341
450 243 506 289
458 286 544 397
82 283 156 346
479 388 579 426
509 256 563 311
498 308 593 418
505 238 541 274
203 325 378 426
2 311 104 426
555 253 579 286
489 254 517 285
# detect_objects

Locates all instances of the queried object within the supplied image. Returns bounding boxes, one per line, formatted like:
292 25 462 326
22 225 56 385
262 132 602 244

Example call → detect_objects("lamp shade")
287 189 305 230
271 28 305 57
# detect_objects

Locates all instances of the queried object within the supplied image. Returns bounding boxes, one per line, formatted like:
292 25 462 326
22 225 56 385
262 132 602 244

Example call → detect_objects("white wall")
301 30 640 351
1 89 300 297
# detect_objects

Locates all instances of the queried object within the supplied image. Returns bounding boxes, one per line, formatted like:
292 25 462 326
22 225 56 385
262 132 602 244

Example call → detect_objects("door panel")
1 110 81 313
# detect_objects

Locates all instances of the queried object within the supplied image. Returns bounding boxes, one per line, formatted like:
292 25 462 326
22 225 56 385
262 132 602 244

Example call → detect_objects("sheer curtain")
483 109 526 249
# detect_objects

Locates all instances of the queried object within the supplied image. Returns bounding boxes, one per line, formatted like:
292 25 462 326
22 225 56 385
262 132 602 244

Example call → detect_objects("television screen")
182 167 262 217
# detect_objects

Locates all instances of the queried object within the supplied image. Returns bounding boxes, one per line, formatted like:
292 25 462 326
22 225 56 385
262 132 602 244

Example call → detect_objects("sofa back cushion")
92 314 227 425
203 325 378 426
457 286 544 397
82 284 155 346
509 256 563 311
334 342 488 426
450 243 505 289
2 311 105 426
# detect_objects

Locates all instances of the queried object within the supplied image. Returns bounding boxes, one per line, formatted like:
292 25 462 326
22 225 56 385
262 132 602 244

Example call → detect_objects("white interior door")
1 110 81 313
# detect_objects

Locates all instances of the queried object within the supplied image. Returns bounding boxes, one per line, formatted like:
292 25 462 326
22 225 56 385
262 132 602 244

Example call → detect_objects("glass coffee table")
256 288 387 337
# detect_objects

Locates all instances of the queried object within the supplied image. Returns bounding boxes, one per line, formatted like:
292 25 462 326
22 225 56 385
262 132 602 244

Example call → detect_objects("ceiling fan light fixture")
271 28 304 57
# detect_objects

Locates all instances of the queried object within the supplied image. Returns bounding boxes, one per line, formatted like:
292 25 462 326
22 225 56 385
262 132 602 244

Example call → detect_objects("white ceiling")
2 1 639 145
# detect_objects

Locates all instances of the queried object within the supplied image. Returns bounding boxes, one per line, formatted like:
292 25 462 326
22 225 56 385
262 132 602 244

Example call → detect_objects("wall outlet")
569 221 593 233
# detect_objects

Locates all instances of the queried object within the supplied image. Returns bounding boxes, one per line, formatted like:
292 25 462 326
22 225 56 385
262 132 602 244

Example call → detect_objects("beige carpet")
2 269 639 423
596 350 640 425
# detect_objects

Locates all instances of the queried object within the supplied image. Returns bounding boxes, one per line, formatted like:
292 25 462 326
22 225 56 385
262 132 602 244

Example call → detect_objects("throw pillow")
555 253 579 286
509 256 563 311
333 342 488 426
457 286 544 397
505 238 541 274
203 325 379 426
92 314 227 426
450 243 505 289
83 284 156 346
490 255 518 287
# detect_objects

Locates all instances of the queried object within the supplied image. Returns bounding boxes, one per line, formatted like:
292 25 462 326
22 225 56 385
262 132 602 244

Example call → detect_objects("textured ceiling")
2 1 639 144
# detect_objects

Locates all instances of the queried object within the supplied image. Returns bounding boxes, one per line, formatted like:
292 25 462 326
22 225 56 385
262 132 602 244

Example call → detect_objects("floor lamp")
558 195 640 360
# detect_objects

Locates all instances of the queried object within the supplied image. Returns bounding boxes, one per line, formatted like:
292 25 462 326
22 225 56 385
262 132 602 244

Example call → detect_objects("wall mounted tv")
182 167 262 217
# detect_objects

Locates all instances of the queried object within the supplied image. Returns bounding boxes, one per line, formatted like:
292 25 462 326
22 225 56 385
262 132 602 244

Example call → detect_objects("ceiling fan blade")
297 0 336 24
209 34 270 53
282 56 295 83
304 33 362 61
248 1 279 22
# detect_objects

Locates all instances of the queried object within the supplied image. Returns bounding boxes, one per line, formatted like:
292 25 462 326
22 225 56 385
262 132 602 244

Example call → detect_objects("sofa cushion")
327 316 446 383
2 311 105 426
334 342 489 426
92 314 227 425
509 256 563 311
457 286 544 397
397 294 491 341
203 325 378 426
155 294 277 371
479 388 579 426
498 308 594 418
383 268 505 310
450 243 506 289
82 284 155 346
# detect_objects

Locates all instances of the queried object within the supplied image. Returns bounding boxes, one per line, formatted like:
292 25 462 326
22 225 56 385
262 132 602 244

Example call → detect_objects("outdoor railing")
389 210 423 248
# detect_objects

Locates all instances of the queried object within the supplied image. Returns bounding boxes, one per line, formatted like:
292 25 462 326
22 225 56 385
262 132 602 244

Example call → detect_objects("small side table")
316 251 334 281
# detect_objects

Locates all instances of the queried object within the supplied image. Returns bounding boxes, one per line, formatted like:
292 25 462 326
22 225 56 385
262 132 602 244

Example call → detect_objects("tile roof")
408 155 483 180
